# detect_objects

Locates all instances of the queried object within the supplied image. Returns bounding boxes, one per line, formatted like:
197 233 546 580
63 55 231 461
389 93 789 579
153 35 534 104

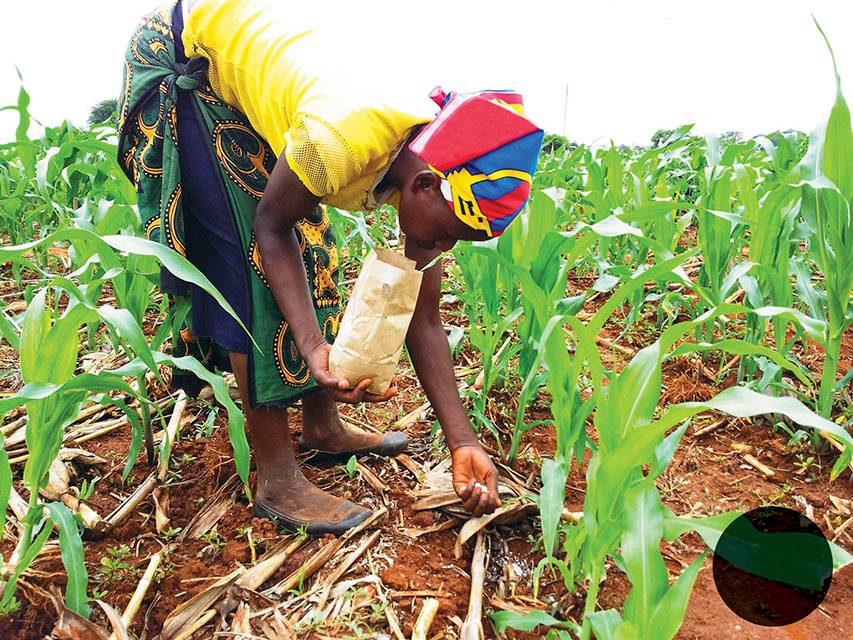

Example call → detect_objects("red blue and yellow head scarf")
408 87 544 238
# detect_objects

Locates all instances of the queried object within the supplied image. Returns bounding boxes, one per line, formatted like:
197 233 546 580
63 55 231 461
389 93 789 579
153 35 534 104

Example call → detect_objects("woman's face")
397 170 488 251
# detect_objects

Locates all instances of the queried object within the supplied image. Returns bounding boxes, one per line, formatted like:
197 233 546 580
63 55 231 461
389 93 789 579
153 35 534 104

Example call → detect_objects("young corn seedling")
513 303 853 639
796 22 853 419
0 286 139 615
733 155 800 383
451 241 520 431
0 225 256 613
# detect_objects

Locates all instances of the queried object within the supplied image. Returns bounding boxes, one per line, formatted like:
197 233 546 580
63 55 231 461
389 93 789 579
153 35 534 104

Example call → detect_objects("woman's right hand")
305 342 397 404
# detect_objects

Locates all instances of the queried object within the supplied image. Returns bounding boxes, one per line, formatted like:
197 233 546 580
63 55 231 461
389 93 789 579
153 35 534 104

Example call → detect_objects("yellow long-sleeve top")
181 0 433 211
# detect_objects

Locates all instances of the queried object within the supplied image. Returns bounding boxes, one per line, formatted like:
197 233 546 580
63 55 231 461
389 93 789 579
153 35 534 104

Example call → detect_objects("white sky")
0 0 850 146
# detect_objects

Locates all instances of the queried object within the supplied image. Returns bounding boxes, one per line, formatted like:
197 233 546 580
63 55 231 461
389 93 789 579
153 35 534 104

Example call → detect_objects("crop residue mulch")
1 347 851 638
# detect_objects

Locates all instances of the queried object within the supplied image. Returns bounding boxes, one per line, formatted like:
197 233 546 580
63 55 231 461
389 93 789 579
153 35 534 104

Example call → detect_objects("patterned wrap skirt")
116 1 342 407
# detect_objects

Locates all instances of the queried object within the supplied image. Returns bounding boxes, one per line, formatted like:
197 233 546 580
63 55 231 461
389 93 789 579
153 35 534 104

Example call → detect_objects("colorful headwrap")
408 87 544 237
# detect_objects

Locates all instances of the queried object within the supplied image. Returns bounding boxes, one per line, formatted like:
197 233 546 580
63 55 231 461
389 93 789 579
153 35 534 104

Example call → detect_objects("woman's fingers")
473 488 492 517
315 370 349 391
306 344 350 391
331 379 398 404
362 384 397 403
325 378 372 404
463 484 483 513
486 475 501 510
349 378 373 402
456 478 475 501
455 478 500 515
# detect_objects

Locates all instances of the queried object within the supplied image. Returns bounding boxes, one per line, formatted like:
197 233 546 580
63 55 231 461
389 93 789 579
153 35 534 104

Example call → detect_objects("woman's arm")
404 241 501 516
253 152 392 404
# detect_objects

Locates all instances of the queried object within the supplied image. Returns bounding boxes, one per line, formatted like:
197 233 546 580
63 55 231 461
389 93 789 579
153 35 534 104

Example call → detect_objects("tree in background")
650 127 677 148
88 98 117 127
541 132 577 154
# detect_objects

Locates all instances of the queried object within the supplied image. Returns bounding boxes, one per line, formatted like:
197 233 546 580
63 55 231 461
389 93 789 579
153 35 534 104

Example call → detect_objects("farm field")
1 38 852 640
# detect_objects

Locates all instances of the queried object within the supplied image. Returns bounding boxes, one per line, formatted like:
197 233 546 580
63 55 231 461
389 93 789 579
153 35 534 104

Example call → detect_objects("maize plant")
516 302 852 640
0 229 250 612
491 29 852 636
796 22 853 419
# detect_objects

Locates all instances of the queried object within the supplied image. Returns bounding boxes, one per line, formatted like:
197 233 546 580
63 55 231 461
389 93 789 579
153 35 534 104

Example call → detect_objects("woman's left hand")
451 444 502 516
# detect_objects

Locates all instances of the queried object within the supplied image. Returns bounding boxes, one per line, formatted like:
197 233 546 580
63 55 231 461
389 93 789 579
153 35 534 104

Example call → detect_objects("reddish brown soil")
1 263 851 639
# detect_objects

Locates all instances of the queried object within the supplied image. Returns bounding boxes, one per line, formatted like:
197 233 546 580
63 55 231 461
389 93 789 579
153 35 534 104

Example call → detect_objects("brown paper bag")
329 249 423 395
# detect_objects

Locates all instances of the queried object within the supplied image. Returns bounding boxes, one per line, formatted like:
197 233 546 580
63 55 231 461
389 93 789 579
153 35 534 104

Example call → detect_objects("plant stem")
817 331 840 419
580 565 602 640
137 373 154 466
507 437 519 466
19 489 40 553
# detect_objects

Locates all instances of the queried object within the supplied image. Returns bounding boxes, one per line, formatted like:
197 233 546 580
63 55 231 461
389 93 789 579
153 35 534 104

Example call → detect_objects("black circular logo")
712 506 833 626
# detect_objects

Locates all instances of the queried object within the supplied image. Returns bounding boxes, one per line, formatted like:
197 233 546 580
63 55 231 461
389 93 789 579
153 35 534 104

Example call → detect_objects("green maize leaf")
0 309 20 350
446 325 465 356
688 387 852 449
668 339 811 386
791 257 825 320
662 509 846 570
554 294 586 317
664 508 851 582
747 305 826 345
588 250 696 336
540 315 588 460
465 247 548 325
615 200 694 226
645 552 706 640
25 392 87 492
583 215 642 238
814 17 853 201
531 231 593 290
19 287 49 382
15 78 31 142
587 610 623 640
469 215 667 338
539 457 568 557
614 622 641 640
0 375 137 415
489 609 566 633
620 482 668 633
658 303 825 358
598 335 661 449
532 555 575 599
563 315 604 398
649 422 689 480
714 525 832 591
0 510 52 611
97 305 158 375
0 229 251 346
43 502 90 617
580 190 611 223
718 261 754 302
739 273 764 308
593 386 852 527
592 272 620 293
101 235 255 347
97 396 145 483
735 164 761 222
38 303 97 384
0 375 140 491
835 366 853 392
0 434 11 534
605 144 624 207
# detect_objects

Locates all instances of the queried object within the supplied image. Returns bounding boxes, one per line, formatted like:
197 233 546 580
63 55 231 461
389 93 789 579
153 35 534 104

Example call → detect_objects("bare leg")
230 352 368 526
